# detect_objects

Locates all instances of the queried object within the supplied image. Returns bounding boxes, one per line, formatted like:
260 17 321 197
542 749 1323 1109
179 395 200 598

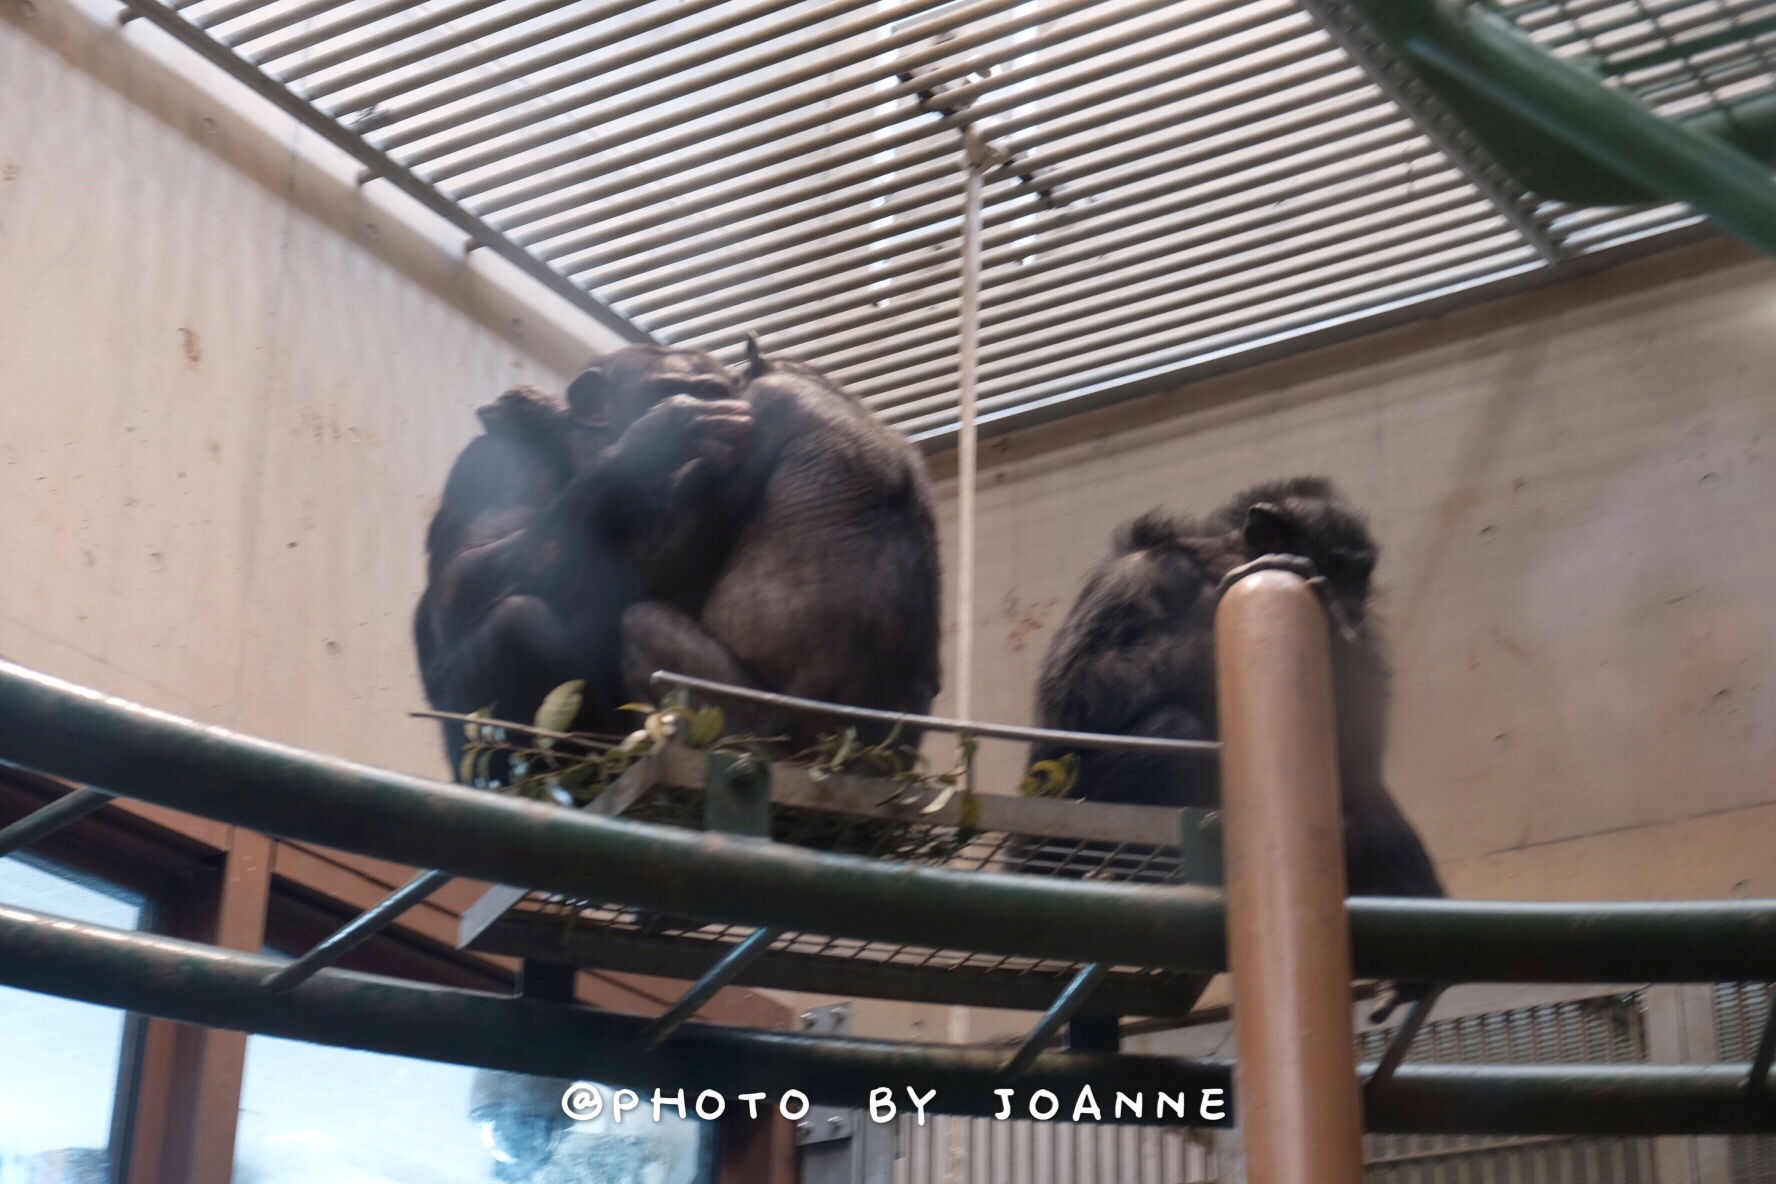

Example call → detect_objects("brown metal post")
1215 569 1365 1184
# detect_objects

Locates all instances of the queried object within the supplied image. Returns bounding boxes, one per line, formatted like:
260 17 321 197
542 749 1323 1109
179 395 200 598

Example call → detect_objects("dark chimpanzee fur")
620 343 942 752
1030 476 1443 903
413 345 750 770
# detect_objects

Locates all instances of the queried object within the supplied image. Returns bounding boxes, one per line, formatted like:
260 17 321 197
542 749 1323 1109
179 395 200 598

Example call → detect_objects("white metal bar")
510 0 1278 251
653 80 1382 339
578 20 1330 303
397 0 900 167
955 144 983 733
355 0 737 134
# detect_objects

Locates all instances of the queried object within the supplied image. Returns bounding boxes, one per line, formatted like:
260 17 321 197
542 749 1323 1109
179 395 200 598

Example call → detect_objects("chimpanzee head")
564 345 737 429
1211 477 1379 604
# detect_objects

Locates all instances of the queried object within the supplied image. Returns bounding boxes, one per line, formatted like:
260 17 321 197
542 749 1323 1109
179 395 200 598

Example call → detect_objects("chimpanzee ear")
1242 502 1299 555
744 333 769 381
565 363 607 416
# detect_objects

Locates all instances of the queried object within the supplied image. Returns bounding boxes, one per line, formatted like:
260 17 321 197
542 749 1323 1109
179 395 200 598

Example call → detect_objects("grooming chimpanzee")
1030 477 1443 905
620 342 942 752
412 345 749 769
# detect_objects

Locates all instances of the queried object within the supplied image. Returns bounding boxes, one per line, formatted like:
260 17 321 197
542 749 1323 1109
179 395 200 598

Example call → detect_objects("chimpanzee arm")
548 394 754 543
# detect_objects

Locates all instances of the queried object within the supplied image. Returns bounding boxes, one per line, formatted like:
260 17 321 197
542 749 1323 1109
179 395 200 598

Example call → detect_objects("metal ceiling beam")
818 181 1475 378
513 0 1282 253
895 244 1540 433
869 227 1522 414
588 27 1334 306
356 0 738 136
1290 0 1565 262
115 0 654 345
856 218 1511 408
764 125 1426 356
660 85 1385 339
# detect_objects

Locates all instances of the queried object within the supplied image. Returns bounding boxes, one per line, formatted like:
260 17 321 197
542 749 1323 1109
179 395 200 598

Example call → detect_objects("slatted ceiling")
128 0 1763 440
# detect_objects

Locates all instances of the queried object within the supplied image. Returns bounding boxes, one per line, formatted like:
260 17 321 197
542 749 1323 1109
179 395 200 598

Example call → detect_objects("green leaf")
644 710 676 745
535 680 585 734
1018 755 1080 798
920 783 959 815
689 706 725 748
957 788 982 840
832 727 858 768
463 705 494 744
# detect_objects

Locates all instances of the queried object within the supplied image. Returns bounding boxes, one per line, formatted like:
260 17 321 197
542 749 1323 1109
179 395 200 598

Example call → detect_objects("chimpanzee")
412 345 750 769
1030 477 1443 903
619 342 942 752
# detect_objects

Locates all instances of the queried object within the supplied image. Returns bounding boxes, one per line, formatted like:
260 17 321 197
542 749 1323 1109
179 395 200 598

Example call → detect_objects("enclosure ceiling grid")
130 0 1753 438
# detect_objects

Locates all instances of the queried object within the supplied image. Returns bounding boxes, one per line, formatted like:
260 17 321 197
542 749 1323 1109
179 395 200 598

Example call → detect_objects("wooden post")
1215 569 1365 1184
189 827 273 1184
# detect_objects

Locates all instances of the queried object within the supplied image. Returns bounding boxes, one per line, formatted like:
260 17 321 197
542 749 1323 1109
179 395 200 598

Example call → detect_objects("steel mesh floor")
477 780 1208 1013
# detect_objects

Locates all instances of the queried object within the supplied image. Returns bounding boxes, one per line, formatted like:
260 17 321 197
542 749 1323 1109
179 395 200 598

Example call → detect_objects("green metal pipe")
1340 0 1776 254
7 661 1776 982
5 902 1776 1133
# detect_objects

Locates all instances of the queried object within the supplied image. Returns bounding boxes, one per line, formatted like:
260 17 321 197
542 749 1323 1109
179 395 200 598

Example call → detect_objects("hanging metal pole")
954 130 986 733
1215 568 1366 1184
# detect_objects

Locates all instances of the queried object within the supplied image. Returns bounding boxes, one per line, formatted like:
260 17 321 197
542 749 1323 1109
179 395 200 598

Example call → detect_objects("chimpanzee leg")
1339 777 1444 899
428 595 620 774
621 600 792 737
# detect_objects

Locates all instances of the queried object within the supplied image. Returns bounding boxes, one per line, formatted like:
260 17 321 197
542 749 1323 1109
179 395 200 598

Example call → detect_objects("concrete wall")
0 0 624 780
930 236 1776 911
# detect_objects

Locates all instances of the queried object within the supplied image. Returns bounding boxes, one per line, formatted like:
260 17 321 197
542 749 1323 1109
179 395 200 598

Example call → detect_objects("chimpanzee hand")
611 394 752 483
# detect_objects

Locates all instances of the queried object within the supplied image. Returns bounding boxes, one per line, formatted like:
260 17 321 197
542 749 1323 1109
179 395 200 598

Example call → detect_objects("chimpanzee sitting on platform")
1030 476 1443 903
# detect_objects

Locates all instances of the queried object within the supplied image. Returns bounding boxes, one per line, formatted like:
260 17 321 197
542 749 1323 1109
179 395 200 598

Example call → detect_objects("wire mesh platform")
458 745 1215 1014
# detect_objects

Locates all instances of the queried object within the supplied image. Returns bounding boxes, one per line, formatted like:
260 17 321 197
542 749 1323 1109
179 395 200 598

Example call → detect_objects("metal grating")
117 0 1751 440
474 776 1210 1015
895 1113 1216 1184
1358 993 1656 1184
1716 982 1776 1184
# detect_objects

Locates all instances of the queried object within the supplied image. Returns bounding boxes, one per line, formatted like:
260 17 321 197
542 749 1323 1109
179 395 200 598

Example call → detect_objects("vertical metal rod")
954 136 985 732
1366 986 1445 1093
1215 569 1366 1184
640 927 781 1048
1005 962 1109 1075
1748 986 1776 1092
262 868 453 992
0 788 118 859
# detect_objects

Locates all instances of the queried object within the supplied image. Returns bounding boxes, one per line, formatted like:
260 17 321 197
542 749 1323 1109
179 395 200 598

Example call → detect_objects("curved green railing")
1 657 1775 1131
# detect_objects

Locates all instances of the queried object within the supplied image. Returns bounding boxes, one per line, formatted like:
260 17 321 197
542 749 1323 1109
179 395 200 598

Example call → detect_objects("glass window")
0 854 148 1184
234 1038 712 1184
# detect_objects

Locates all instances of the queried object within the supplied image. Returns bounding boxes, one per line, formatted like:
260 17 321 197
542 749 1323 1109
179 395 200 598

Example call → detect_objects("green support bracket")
705 750 772 838
1180 807 1225 889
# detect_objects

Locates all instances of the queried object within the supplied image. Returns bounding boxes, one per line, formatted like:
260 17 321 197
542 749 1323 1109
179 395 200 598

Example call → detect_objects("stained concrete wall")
0 0 624 780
